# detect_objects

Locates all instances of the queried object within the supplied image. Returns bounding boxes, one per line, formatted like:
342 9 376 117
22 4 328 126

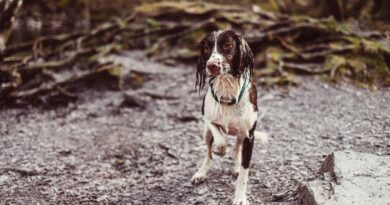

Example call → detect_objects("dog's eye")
203 45 211 53
223 43 233 50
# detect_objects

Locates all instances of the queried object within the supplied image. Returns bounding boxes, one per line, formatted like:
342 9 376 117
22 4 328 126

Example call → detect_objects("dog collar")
209 70 249 105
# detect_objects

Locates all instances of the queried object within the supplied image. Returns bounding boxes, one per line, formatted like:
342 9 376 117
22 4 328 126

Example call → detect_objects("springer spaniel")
192 30 268 205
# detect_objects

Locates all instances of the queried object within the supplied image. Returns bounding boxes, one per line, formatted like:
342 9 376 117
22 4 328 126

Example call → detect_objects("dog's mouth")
219 96 236 104
206 67 220 77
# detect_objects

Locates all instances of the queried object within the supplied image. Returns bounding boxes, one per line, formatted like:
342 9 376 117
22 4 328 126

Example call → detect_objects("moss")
266 47 285 62
136 2 222 17
107 64 122 78
324 53 390 89
361 39 390 54
174 48 199 61
145 18 160 29
321 21 352 34
182 29 209 46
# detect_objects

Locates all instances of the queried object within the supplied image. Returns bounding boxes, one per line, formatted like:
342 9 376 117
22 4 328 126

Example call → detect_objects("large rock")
298 151 390 205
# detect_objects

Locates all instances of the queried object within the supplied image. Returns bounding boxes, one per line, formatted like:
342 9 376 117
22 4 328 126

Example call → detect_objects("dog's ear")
225 30 254 77
237 35 254 77
196 39 207 92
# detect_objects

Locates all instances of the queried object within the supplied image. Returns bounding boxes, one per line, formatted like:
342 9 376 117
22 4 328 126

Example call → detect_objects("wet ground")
0 52 389 205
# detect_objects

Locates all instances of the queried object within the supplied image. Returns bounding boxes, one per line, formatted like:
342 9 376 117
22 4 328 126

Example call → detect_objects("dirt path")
1 52 389 205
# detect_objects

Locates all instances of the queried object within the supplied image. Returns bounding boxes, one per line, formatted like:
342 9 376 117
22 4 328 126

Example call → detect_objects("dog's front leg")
191 125 213 184
233 122 256 205
233 139 243 175
204 118 227 156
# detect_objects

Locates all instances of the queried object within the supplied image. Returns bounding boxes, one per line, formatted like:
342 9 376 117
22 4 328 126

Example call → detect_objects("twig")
10 63 117 99
148 18 215 54
0 167 39 176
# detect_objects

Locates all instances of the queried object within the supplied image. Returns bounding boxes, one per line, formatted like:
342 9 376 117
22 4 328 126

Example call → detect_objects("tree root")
1 2 389 106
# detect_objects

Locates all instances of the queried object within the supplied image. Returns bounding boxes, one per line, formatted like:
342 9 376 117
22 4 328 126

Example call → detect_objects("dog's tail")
254 131 269 144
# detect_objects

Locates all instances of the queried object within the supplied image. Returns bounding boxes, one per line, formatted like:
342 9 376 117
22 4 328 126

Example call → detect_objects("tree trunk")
0 0 23 52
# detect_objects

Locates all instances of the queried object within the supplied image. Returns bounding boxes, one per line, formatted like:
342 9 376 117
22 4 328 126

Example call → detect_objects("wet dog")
192 30 268 205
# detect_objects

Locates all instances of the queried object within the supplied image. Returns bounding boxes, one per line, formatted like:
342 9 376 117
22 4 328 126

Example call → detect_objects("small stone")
97 195 108 202
0 175 10 184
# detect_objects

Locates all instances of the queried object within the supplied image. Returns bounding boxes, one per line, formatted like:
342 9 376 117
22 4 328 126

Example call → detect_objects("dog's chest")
203 89 252 130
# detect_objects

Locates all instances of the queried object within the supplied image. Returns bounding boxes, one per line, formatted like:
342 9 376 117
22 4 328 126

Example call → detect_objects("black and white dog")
192 30 268 205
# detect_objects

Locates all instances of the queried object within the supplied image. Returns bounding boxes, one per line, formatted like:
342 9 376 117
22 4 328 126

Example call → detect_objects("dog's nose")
207 63 221 76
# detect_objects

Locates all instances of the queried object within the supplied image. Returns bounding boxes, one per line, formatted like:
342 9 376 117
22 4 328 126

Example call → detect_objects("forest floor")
0 52 389 205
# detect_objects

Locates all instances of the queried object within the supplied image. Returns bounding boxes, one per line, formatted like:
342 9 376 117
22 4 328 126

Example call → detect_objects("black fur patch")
249 82 258 112
242 122 256 169
207 131 214 160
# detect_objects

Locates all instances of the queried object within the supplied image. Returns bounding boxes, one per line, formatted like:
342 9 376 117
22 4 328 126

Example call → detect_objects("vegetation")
0 1 389 106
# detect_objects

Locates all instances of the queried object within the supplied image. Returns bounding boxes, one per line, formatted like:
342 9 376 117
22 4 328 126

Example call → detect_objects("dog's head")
195 30 254 92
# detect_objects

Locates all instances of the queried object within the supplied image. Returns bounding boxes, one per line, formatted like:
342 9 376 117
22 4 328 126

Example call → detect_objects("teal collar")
209 70 249 105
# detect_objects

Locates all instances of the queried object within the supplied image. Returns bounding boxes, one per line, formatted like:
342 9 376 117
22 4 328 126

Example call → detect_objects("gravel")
0 52 389 205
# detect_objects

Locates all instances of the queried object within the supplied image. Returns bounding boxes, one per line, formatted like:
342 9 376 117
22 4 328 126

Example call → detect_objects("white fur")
206 31 231 75
192 76 268 204
233 142 242 174
204 118 227 154
234 167 249 205
254 131 269 144
204 79 257 136
191 154 212 184
203 83 255 205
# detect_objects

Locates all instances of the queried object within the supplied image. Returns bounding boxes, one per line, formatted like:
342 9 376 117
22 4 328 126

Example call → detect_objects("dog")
192 30 268 205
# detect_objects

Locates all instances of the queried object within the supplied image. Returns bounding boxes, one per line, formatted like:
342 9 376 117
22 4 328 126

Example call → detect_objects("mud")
0 52 389 205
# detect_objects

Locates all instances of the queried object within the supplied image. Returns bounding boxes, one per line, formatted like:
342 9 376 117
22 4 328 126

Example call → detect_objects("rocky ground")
299 151 390 205
0 52 389 205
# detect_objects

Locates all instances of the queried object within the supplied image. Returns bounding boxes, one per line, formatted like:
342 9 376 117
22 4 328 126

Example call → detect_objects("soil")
0 52 389 205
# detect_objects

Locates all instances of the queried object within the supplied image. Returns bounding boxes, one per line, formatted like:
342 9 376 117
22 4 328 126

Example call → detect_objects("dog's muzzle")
207 62 221 76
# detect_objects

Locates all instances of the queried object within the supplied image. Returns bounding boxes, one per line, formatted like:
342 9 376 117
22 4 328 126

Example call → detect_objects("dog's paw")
233 197 249 205
191 171 207 185
233 190 249 205
212 144 226 157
